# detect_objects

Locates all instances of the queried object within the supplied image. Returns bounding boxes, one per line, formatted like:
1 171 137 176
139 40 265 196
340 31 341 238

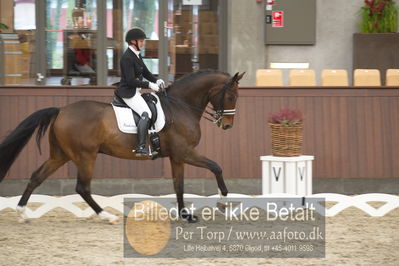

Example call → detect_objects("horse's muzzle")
222 124 232 130
219 116 234 130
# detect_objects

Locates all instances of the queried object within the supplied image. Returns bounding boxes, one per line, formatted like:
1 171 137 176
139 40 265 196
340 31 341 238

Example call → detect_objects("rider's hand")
148 82 160 92
156 79 166 90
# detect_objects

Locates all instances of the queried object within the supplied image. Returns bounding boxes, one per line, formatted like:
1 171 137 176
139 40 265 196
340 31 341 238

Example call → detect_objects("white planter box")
260 155 314 196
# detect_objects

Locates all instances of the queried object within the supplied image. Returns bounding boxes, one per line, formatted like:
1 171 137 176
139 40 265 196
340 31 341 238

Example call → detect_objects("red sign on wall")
272 11 284 27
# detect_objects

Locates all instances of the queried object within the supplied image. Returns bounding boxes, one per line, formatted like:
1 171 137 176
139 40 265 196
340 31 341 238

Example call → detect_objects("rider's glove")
156 79 166 90
148 82 160 92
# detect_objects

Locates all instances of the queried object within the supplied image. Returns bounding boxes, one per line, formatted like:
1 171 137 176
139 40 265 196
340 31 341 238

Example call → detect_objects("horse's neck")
169 75 224 112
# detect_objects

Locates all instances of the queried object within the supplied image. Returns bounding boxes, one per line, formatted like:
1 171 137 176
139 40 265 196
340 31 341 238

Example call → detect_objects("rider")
115 28 166 156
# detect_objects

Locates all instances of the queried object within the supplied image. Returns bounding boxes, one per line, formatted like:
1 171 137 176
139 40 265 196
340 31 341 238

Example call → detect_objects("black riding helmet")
125 28 147 44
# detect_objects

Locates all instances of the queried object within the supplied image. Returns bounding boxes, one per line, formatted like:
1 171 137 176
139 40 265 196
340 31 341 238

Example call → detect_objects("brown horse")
0 70 245 223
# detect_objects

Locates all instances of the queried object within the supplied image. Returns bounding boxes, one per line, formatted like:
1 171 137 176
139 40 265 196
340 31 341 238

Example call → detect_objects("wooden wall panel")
2 86 399 180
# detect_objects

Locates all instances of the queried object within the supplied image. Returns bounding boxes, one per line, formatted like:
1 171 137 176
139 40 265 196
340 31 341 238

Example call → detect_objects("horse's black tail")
0 107 60 182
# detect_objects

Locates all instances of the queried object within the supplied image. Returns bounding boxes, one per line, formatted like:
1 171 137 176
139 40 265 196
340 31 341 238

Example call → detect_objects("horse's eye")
227 95 236 101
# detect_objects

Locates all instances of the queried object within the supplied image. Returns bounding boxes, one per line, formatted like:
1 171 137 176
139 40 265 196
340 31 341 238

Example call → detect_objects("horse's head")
209 72 245 130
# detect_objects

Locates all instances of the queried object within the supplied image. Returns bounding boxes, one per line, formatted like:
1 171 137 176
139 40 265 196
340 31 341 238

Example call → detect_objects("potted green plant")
354 0 399 84
359 0 398 33
268 108 304 157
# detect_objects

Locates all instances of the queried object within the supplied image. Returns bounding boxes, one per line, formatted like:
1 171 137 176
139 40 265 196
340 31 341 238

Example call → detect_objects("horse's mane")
166 69 229 91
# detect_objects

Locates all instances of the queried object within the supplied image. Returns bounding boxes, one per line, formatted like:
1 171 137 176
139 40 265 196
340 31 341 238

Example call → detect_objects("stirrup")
133 146 150 157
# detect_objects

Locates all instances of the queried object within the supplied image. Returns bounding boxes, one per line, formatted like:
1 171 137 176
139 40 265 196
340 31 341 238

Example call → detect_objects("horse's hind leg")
74 155 119 224
16 130 70 222
16 156 68 222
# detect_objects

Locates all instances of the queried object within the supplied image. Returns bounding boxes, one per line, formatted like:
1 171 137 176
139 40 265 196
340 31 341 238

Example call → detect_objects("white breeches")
123 91 152 119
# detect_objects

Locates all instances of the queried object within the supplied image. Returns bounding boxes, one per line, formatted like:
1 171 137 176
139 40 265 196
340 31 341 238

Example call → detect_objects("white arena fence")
1 193 399 218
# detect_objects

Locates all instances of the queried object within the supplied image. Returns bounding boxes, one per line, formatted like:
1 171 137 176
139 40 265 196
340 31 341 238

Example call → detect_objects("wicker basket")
269 123 304 157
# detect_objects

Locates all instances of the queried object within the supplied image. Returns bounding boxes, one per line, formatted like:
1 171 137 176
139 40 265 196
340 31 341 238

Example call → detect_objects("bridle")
204 77 237 124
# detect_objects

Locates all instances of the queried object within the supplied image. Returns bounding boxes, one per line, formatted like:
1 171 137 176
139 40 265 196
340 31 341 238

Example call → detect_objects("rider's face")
137 39 145 49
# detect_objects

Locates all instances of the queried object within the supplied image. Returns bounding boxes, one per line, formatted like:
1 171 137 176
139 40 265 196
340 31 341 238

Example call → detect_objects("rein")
163 95 222 123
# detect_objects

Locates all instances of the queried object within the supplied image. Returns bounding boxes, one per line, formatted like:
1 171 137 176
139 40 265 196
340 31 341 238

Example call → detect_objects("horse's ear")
237 72 246 81
231 72 239 82
231 72 245 83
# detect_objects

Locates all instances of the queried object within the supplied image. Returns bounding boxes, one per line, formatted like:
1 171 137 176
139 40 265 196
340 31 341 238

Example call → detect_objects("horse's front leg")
183 150 228 197
169 158 198 223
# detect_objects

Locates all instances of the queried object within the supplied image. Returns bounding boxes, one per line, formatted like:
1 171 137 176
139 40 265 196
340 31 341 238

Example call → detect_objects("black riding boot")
134 112 150 157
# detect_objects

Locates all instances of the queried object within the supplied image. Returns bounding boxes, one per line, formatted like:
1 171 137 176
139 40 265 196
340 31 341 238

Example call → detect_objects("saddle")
112 92 158 129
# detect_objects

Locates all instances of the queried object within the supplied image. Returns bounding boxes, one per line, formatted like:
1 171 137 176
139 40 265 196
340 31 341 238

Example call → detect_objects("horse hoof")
182 214 199 223
109 216 119 225
218 188 228 197
18 218 29 224
187 216 198 223
99 211 119 224
216 202 227 213
16 206 29 223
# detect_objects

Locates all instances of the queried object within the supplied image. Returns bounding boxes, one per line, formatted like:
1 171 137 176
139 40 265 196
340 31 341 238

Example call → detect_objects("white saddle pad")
112 93 165 134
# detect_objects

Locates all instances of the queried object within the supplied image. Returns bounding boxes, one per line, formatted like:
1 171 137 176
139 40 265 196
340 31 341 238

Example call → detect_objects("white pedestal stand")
260 155 314 196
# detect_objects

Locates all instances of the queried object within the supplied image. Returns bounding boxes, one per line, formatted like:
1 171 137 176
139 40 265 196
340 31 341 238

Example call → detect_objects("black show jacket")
115 48 157 98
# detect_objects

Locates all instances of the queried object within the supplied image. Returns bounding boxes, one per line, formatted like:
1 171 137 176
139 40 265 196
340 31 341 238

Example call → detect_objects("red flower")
268 108 303 126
